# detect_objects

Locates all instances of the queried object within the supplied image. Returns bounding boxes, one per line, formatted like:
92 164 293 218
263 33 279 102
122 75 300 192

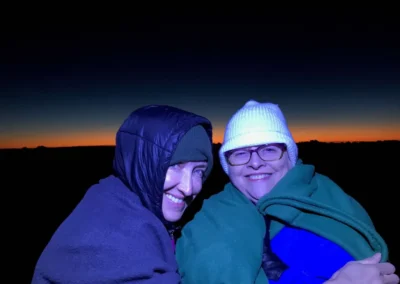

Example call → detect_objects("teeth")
248 174 270 180
165 193 184 203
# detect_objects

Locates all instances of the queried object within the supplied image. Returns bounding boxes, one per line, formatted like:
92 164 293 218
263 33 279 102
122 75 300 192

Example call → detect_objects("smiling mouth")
165 193 184 204
247 173 272 180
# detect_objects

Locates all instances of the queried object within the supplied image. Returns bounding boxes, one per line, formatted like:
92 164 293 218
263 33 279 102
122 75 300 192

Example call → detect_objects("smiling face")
226 144 292 203
162 161 208 222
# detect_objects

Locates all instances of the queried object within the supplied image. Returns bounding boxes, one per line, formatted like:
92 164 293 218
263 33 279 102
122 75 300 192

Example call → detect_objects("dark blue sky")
1 14 399 148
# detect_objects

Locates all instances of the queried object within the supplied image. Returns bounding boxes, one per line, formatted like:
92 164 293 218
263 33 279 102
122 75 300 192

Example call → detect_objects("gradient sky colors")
1 16 399 149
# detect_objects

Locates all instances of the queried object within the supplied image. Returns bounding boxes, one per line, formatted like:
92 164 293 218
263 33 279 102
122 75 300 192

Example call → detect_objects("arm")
115 232 181 284
277 269 329 284
32 223 180 284
176 186 266 284
178 242 261 284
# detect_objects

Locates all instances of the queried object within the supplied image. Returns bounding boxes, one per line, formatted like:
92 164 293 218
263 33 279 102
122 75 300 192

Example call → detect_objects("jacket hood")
112 105 213 229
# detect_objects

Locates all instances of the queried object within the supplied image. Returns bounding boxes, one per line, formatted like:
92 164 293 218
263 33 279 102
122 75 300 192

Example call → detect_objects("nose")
247 151 265 170
177 171 193 197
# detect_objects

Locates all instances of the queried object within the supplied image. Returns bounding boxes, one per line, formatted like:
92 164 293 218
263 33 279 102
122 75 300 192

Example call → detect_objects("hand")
325 253 399 284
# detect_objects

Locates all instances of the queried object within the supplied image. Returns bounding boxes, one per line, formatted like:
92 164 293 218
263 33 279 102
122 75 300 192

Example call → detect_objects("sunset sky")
1 14 399 149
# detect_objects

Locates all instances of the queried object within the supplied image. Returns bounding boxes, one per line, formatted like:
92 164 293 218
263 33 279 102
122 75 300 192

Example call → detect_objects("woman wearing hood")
32 104 214 283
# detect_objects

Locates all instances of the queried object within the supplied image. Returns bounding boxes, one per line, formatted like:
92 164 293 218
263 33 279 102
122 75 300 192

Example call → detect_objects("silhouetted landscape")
4 141 399 283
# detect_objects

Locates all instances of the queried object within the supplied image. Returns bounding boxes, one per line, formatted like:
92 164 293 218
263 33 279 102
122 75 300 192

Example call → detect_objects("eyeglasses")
226 144 286 166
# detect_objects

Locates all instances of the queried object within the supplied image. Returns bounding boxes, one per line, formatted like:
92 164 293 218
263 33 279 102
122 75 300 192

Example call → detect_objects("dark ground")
2 141 399 283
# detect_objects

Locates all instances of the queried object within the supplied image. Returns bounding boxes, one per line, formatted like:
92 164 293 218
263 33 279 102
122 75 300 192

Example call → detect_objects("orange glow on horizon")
212 125 400 143
1 130 116 149
1 125 399 149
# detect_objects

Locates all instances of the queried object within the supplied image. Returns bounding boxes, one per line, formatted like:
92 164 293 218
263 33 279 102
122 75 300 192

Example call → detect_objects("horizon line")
1 139 399 150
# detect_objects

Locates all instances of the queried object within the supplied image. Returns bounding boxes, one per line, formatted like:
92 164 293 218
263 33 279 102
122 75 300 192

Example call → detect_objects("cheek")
228 167 244 181
192 177 204 194
270 159 291 181
163 169 175 190
227 168 246 190
228 164 242 175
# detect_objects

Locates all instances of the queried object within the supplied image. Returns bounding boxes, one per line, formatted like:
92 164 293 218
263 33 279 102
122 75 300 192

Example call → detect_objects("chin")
254 190 271 199
163 214 182 223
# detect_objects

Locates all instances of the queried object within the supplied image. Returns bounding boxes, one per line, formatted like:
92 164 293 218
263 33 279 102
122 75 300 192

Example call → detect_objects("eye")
261 146 278 153
232 150 247 157
194 169 205 178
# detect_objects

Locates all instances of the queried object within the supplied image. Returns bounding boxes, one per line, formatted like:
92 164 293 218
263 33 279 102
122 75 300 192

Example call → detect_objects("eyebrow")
195 164 207 169
236 143 284 150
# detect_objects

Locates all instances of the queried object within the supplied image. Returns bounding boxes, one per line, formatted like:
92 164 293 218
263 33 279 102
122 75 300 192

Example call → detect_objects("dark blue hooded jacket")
32 105 213 284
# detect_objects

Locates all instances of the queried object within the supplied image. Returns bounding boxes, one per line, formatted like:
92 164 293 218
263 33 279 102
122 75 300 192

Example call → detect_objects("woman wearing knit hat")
32 104 214 284
176 100 398 284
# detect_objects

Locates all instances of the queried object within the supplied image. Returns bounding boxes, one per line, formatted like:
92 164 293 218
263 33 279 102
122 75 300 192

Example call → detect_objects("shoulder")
178 183 265 239
176 183 265 272
314 173 351 200
35 177 179 283
50 177 172 252
176 231 264 284
314 173 374 227
186 183 264 232
36 210 178 284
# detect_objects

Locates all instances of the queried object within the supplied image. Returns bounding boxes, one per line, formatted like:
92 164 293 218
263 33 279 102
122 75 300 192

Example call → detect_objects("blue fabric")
269 226 354 283
32 105 213 284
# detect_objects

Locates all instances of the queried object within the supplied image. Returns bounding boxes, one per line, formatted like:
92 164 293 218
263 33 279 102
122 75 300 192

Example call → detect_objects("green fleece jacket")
176 162 388 284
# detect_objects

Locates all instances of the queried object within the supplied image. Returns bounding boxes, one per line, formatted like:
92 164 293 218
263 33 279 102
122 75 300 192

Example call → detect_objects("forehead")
231 143 284 151
180 161 208 167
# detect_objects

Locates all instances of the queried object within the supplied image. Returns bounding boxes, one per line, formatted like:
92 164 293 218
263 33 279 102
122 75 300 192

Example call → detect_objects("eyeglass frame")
225 143 287 166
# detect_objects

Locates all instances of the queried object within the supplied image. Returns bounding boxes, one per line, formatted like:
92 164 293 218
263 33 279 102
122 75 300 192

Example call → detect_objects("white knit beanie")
219 100 298 174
